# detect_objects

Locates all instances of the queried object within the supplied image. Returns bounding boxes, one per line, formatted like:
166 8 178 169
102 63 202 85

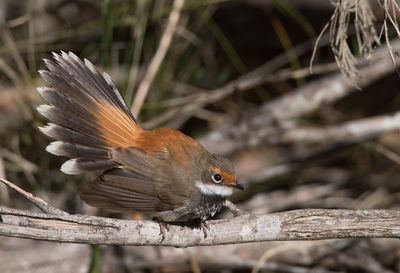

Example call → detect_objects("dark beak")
235 183 244 190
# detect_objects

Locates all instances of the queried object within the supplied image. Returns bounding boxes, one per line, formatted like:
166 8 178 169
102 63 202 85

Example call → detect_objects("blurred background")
1 0 400 272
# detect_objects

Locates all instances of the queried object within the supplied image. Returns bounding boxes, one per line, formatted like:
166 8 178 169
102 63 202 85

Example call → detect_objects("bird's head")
195 154 244 197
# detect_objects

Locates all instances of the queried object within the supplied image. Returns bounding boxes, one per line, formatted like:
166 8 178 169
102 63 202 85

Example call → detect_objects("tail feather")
37 104 103 142
37 87 98 122
46 141 109 159
61 158 117 175
39 65 97 110
39 123 108 149
38 52 142 174
54 52 132 116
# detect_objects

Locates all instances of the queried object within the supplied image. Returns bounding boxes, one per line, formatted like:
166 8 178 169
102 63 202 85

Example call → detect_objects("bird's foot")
157 220 170 241
200 221 210 239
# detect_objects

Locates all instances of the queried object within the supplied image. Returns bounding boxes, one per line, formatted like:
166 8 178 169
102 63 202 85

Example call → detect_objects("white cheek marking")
195 181 233 197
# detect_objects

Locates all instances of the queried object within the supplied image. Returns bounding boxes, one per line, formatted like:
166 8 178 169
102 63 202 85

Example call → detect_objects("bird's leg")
155 218 170 241
200 220 210 239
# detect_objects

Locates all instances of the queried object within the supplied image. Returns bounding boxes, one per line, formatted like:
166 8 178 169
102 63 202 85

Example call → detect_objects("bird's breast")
191 192 226 220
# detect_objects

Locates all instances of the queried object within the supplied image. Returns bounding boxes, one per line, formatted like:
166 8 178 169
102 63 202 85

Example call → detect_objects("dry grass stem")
131 0 185 117
0 147 38 173
0 158 9 205
145 26 334 129
252 241 328 273
374 143 400 165
381 0 400 66
1 26 31 84
312 0 379 85
0 57 24 88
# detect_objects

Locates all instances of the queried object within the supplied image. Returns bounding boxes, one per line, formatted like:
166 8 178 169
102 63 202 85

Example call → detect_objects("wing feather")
81 169 171 212
81 148 174 212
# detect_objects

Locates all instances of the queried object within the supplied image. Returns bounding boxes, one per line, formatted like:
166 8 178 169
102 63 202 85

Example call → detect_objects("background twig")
131 0 185 117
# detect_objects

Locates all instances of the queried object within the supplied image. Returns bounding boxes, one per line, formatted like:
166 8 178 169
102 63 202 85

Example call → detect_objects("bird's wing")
80 168 172 212
80 146 187 212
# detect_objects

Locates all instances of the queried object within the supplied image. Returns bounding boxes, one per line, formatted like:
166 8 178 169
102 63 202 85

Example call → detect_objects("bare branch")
199 39 400 155
1 173 398 247
274 111 400 145
1 206 399 247
234 111 400 185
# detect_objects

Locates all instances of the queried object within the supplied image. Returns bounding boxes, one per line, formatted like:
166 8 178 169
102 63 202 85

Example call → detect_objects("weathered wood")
1 206 399 247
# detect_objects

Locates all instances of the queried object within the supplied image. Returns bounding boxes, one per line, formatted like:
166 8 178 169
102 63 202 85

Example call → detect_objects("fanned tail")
37 51 142 174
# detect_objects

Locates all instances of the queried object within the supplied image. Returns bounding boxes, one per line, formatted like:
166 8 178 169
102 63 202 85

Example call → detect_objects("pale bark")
1 206 399 247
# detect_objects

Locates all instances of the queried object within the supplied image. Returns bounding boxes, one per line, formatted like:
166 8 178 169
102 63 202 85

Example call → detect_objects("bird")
36 52 244 238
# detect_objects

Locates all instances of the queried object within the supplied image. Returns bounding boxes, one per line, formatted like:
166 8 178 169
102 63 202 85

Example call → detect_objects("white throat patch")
195 181 233 197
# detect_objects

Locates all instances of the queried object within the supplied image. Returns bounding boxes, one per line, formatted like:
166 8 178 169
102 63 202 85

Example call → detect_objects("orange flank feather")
132 128 204 161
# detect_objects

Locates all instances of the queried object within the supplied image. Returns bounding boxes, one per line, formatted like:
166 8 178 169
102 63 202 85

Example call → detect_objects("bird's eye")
211 173 223 183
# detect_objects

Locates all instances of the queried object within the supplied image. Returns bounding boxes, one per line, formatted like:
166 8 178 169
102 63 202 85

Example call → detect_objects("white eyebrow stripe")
195 181 233 197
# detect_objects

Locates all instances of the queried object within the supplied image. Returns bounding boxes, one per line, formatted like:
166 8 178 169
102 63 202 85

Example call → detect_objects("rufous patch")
213 167 236 183
91 99 142 148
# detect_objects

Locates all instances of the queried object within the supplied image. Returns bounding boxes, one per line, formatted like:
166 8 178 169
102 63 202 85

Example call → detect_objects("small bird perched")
37 52 243 238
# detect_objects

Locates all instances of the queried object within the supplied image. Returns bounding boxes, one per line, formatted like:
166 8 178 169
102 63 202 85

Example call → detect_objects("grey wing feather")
111 146 155 177
81 168 172 212
81 147 173 212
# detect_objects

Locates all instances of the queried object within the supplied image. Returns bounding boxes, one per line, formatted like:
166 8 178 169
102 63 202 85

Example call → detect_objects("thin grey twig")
0 178 67 215
224 200 248 217
0 146 38 173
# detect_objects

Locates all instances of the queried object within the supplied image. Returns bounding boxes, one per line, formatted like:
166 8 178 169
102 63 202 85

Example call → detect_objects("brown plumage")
37 52 243 224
